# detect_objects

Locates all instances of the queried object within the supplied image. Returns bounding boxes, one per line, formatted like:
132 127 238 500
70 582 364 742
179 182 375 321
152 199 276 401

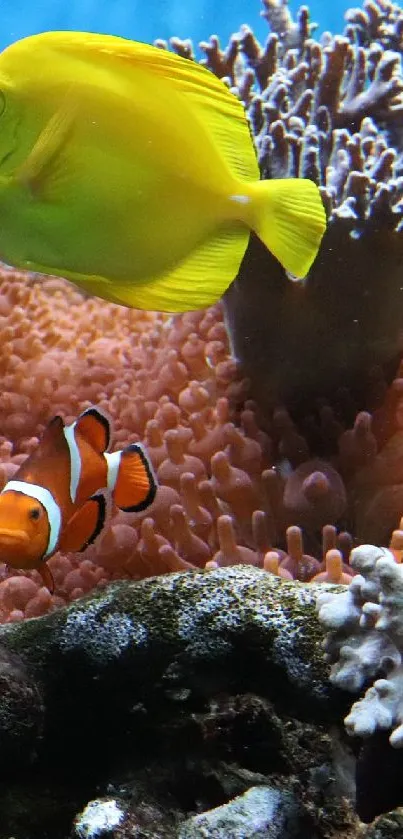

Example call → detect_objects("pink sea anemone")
0 266 401 622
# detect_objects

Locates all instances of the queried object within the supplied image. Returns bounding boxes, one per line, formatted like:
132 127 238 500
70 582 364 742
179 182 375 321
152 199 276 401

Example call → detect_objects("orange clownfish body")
0 406 157 590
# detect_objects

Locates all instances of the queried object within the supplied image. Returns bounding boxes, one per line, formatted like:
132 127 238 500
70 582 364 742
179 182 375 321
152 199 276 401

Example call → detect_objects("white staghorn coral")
317 544 403 746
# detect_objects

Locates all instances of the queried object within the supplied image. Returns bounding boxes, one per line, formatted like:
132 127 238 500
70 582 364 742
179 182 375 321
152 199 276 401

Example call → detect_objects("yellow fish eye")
28 506 41 521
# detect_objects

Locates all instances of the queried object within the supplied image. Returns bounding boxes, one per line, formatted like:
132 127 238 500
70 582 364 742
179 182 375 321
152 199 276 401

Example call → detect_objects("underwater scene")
1 0 403 836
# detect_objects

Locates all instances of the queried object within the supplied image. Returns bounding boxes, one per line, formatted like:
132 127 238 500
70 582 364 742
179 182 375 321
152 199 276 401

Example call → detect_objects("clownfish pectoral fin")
37 563 55 594
58 492 108 554
106 444 157 513
74 407 111 453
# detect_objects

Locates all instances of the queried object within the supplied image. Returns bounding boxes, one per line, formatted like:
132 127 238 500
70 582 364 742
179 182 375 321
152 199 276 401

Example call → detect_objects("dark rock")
365 808 403 839
356 732 403 823
177 785 301 838
0 644 43 772
0 568 360 838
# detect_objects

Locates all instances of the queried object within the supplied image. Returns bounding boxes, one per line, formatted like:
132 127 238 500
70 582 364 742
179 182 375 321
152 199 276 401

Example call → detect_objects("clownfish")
0 407 157 591
0 31 326 313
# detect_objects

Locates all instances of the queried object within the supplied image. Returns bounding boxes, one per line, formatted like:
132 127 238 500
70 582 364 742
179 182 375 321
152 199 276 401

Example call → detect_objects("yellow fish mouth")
0 528 30 545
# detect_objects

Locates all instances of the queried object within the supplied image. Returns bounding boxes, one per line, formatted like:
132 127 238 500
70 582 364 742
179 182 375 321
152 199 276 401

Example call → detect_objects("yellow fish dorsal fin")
11 31 258 184
15 93 77 199
18 31 236 110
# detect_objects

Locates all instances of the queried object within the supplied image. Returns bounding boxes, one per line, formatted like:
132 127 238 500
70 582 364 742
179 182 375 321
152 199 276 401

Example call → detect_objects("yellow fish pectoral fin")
73 224 250 313
16 93 77 200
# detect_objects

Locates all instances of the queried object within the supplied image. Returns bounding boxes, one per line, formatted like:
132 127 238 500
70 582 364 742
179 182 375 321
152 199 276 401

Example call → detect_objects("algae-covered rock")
0 566 333 702
0 567 359 839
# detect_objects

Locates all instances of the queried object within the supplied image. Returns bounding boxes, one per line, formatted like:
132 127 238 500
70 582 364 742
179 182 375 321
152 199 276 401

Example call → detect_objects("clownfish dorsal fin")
30 414 67 460
58 491 109 553
74 407 111 453
16 414 67 483
43 414 65 439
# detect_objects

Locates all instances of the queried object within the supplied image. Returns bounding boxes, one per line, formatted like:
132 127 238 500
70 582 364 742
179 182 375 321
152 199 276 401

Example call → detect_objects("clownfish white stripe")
2 480 61 557
105 450 121 491
63 422 81 503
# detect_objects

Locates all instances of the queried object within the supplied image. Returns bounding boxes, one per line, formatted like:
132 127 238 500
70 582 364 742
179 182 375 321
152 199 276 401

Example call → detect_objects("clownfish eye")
28 507 41 521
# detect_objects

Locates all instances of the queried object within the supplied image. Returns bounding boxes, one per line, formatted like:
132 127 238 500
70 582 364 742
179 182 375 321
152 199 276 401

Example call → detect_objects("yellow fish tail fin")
91 224 250 312
247 178 326 279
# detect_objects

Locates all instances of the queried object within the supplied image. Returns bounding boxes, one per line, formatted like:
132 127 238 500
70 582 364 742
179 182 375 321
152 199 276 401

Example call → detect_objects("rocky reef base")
0 566 402 838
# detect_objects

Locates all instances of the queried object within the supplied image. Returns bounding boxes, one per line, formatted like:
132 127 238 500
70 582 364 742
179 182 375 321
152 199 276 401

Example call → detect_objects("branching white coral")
317 544 403 746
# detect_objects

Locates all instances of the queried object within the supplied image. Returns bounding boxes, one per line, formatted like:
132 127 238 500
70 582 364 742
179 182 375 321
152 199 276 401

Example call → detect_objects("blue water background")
0 0 355 52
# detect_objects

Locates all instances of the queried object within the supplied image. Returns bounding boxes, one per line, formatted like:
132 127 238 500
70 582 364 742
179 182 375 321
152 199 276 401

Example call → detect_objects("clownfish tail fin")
105 444 157 512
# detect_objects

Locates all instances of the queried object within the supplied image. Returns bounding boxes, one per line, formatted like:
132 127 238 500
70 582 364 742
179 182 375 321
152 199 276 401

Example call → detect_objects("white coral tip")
390 723 403 748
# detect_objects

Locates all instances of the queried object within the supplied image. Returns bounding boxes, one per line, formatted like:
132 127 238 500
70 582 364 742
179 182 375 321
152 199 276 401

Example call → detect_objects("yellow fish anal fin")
84 223 250 312
16 93 77 200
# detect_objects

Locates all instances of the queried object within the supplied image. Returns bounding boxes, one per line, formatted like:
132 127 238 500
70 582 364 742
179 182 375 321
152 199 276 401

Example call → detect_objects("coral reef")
3 1 403 834
190 0 403 409
0 1 401 626
317 544 403 747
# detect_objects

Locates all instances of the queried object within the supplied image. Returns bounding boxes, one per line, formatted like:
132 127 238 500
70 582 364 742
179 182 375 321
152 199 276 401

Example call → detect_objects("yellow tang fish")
0 31 326 312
